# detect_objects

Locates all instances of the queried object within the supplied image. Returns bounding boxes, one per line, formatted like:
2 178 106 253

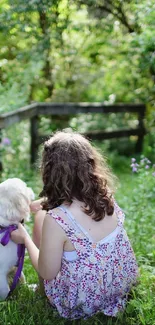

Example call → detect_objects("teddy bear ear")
7 194 30 223
15 187 35 222
27 187 35 202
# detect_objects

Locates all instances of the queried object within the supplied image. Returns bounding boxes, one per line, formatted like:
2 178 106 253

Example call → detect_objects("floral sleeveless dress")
44 203 138 319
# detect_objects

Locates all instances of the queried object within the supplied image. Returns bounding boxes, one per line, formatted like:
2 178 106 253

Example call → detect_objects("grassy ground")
0 123 155 325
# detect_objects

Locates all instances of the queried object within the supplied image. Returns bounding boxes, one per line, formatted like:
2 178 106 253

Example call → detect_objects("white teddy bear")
0 178 34 300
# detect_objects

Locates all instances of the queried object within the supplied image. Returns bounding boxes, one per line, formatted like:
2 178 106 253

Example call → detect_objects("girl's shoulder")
46 207 75 236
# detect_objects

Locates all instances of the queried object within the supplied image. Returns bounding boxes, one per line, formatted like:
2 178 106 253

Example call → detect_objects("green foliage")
122 157 155 264
0 0 154 113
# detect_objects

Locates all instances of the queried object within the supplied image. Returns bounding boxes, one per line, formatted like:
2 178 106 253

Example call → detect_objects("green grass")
0 122 155 325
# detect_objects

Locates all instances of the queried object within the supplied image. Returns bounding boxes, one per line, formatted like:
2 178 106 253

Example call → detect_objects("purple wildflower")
145 165 149 169
152 172 155 177
140 158 145 164
146 159 151 164
140 158 151 166
2 137 11 146
131 163 139 167
131 161 139 173
132 166 138 173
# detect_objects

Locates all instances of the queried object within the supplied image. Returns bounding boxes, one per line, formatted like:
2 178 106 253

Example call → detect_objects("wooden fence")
0 102 146 169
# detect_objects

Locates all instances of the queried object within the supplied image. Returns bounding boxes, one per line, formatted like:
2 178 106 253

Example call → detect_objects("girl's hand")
11 223 30 245
30 199 43 213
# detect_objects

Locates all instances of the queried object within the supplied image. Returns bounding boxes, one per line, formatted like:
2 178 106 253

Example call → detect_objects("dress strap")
48 208 75 237
48 208 90 255
114 201 125 226
60 205 91 239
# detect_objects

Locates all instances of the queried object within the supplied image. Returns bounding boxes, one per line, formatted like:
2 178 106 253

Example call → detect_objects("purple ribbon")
0 225 25 295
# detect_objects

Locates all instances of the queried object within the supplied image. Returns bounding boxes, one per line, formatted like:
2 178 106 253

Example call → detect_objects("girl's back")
44 200 138 319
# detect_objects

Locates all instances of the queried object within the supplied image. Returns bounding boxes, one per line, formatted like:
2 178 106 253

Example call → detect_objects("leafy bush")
127 157 155 264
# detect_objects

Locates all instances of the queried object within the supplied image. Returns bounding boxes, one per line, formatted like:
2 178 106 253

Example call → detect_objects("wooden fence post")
135 105 146 153
30 116 39 165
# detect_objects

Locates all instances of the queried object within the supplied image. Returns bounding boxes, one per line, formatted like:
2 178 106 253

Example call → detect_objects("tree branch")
97 4 136 33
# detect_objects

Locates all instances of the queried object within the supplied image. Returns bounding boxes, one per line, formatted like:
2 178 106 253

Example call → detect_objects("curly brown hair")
40 130 117 221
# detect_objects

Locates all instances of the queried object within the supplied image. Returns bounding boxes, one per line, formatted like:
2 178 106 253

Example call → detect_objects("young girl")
11 131 138 319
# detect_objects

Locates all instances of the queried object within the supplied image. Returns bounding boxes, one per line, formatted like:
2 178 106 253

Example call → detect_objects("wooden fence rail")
0 102 146 170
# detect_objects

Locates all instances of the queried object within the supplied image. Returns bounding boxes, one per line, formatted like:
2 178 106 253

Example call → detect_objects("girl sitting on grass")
11 131 138 320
